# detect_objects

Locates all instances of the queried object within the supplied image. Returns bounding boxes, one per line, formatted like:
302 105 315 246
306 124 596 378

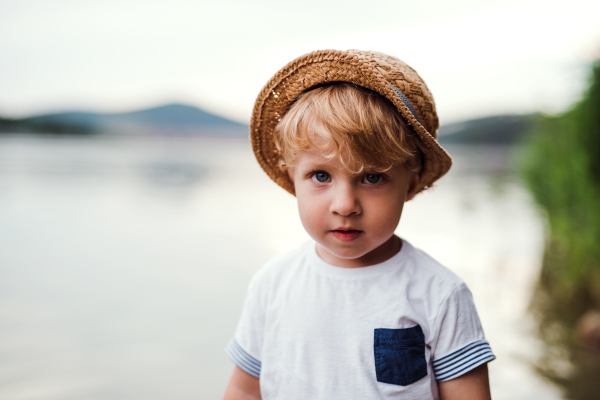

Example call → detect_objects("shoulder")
400 240 466 301
247 241 312 291
403 240 463 285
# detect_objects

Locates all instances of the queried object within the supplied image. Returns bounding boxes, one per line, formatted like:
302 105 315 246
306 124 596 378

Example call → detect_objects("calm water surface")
0 135 561 399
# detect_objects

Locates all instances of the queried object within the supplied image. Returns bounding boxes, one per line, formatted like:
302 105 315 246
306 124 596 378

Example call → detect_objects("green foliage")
522 60 600 400
522 60 600 302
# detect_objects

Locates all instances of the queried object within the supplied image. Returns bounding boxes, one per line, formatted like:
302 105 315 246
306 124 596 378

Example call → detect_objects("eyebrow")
297 157 335 170
300 162 371 178
303 162 330 170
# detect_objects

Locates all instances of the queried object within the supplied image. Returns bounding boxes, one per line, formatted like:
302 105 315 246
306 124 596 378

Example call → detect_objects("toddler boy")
223 50 495 400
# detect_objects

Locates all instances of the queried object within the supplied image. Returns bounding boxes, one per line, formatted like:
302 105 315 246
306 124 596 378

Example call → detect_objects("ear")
405 173 420 202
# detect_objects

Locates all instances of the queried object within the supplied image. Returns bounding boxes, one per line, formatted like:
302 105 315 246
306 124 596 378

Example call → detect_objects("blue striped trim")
433 340 496 381
225 337 261 378
388 82 422 124
434 340 491 367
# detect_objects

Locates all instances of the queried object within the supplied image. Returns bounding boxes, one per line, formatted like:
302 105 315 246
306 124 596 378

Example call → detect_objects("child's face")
289 135 419 268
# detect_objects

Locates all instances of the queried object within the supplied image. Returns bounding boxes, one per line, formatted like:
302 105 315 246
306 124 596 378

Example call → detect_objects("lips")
331 229 362 242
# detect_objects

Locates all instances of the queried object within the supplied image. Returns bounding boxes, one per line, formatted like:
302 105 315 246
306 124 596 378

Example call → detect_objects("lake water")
0 135 563 399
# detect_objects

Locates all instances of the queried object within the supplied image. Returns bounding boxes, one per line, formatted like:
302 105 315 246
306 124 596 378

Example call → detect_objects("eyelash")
310 171 331 183
309 171 386 185
362 173 384 185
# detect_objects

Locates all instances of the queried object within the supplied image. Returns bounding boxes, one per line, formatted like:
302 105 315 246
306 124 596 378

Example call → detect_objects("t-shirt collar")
307 239 412 279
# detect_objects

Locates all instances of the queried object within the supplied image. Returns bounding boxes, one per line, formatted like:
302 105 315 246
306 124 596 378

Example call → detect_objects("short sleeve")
225 273 266 378
430 283 495 381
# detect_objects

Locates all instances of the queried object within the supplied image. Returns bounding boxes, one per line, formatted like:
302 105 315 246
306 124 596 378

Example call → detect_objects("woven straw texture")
250 49 452 195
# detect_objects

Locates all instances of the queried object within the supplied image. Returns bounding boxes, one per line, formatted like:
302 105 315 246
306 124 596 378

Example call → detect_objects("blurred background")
1 0 600 399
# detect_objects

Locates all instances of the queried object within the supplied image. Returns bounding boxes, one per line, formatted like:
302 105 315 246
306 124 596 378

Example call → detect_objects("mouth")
330 228 362 242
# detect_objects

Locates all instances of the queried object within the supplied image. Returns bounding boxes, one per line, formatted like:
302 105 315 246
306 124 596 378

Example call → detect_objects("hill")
0 103 248 137
438 114 535 145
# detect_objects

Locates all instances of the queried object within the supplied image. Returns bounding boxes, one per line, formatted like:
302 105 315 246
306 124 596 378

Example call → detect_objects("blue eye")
312 171 330 183
363 173 382 184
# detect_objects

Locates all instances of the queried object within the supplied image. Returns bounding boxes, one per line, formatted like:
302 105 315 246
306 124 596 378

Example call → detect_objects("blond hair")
273 82 422 175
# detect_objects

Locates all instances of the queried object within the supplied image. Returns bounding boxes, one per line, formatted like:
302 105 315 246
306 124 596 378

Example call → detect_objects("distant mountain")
438 114 535 145
1 105 535 144
0 103 249 136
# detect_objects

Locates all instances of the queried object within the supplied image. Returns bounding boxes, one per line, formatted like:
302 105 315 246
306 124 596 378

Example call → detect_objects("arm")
438 364 491 400
223 366 261 400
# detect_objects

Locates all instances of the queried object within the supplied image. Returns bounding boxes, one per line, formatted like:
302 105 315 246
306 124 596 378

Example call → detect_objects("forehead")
299 128 356 165
294 129 340 162
294 146 342 168
293 146 397 176
305 129 329 147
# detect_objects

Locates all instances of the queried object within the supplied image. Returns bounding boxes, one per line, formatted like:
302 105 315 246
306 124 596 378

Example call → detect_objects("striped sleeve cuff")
225 337 261 378
433 339 496 381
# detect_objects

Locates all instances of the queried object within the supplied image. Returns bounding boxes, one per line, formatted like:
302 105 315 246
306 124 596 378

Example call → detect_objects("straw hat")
250 49 452 195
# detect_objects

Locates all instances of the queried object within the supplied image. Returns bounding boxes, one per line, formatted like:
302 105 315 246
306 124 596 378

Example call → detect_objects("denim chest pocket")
373 325 428 386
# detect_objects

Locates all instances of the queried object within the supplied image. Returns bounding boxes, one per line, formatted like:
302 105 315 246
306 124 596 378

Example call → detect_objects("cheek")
296 189 328 233
296 197 309 223
368 196 404 232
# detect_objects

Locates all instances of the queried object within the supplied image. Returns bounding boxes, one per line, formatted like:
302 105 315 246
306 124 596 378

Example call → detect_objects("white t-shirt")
226 240 495 399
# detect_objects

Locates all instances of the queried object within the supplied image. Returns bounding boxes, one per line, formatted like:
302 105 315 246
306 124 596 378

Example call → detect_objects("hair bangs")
274 82 421 174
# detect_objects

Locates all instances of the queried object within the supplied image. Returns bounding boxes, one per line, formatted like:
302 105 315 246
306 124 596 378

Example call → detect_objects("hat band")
388 82 421 124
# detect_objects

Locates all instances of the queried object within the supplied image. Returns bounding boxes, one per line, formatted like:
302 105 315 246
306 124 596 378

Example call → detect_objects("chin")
324 244 371 260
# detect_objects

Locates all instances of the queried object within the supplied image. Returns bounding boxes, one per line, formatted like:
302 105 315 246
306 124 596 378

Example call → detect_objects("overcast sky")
1 0 599 124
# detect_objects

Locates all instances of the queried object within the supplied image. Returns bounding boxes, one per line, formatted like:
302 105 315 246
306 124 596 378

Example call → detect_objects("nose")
329 182 361 217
